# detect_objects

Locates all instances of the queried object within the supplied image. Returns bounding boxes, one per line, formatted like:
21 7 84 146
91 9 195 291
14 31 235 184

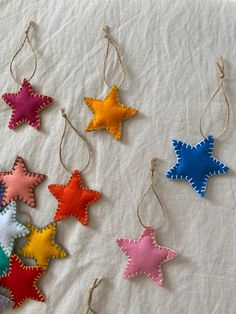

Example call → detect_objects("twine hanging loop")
199 56 230 140
59 108 91 174
102 25 125 89
86 278 103 314
137 157 165 231
10 21 37 84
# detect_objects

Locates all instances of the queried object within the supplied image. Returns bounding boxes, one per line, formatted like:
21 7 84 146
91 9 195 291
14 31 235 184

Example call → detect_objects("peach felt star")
2 79 53 129
19 222 68 270
83 85 138 140
48 170 101 225
116 227 176 286
0 254 44 308
0 156 46 208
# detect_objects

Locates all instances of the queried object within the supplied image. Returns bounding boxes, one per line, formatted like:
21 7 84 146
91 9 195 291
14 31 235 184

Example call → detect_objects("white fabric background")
0 0 236 313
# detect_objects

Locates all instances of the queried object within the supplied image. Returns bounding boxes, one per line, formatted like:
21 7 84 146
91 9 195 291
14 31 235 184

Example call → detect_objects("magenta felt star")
2 79 53 129
116 227 176 286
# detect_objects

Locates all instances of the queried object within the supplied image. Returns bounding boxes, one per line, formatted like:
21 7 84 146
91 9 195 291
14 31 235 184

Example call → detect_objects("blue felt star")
166 135 229 197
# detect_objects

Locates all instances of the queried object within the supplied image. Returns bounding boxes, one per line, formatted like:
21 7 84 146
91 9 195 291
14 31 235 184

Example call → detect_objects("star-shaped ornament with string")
0 254 44 308
166 135 229 197
19 222 68 269
2 21 53 130
117 158 176 286
166 57 230 197
0 156 46 207
83 26 138 140
49 109 102 226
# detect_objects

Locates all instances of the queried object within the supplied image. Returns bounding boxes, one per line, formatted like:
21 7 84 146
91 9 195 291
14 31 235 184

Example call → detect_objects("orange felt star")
83 85 138 140
48 170 101 225
0 156 46 208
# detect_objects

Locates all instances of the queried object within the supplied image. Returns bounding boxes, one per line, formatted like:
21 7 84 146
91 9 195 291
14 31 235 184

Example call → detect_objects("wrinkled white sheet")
0 0 236 313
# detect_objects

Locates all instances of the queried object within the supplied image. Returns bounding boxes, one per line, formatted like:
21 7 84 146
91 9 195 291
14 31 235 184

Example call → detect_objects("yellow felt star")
19 222 68 270
83 85 138 140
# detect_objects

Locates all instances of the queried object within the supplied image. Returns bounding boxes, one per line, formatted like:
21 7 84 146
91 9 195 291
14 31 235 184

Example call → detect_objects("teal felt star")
0 201 29 256
166 135 229 197
0 247 10 275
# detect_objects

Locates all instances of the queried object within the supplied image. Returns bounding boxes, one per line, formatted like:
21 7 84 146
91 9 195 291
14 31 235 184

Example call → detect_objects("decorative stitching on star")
0 255 45 308
2 78 53 129
0 156 46 207
166 135 229 197
19 222 68 270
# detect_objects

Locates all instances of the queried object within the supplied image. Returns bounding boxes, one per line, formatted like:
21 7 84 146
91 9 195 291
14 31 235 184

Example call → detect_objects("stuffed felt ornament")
2 21 53 129
166 57 230 197
83 26 138 140
0 254 44 308
19 222 68 270
0 156 46 207
117 158 176 286
48 109 101 225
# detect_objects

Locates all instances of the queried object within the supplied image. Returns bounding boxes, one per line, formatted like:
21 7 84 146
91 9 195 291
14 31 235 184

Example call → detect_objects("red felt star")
2 78 53 129
0 254 44 308
48 170 101 225
0 156 46 208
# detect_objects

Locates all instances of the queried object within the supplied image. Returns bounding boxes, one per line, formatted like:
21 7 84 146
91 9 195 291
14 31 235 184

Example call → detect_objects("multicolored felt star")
0 254 44 308
0 295 14 311
83 85 138 140
0 247 10 275
48 170 101 225
116 227 176 286
166 135 230 197
0 201 29 256
0 156 46 207
19 222 68 269
2 78 53 129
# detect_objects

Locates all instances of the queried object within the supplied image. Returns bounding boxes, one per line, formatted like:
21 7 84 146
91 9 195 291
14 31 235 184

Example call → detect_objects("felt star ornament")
0 254 44 308
83 85 138 140
2 78 53 129
48 170 101 225
0 156 46 207
166 135 230 197
0 201 29 256
19 222 68 269
0 295 14 311
116 227 176 286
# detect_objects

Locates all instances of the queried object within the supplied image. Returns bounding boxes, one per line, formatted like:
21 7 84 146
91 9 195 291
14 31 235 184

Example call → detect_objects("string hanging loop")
137 157 165 231
199 56 230 140
102 25 125 89
59 108 91 174
10 21 37 84
86 278 103 314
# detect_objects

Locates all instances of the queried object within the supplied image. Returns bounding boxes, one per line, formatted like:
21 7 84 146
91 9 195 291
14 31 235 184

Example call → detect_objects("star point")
0 201 29 256
2 78 53 129
117 227 176 286
0 254 44 308
166 135 229 197
19 222 68 269
48 170 101 225
0 156 46 207
83 85 138 140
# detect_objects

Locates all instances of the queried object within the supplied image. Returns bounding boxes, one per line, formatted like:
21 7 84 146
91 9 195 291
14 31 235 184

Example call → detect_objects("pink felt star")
2 79 53 129
116 227 176 286
0 156 46 208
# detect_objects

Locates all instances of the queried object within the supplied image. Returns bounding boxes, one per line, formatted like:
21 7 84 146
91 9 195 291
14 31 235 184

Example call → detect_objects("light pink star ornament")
116 227 176 286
